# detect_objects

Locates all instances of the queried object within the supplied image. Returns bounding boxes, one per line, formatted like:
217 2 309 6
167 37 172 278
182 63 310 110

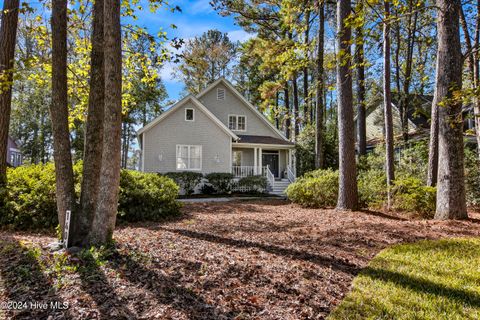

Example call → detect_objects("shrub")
392 177 436 218
465 148 480 208
204 172 234 194
3 163 58 229
358 169 387 209
164 171 203 195
237 175 268 193
286 169 338 208
200 183 216 195
118 170 180 222
2 163 181 230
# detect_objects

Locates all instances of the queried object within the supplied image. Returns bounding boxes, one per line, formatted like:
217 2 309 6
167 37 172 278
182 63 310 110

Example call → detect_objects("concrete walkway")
178 196 284 203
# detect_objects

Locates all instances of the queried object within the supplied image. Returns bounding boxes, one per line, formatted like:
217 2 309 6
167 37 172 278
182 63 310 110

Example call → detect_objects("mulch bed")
1 200 479 320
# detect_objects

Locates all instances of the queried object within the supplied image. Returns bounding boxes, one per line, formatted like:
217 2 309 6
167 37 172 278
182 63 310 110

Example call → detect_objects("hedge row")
0 163 180 230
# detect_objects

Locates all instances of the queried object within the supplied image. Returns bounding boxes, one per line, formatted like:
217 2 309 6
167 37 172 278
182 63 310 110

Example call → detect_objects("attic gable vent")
217 88 225 101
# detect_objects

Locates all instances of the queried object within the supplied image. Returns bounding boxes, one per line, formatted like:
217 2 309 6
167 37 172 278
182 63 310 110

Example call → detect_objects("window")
228 115 246 131
176 145 202 170
16 154 21 166
10 153 15 166
232 151 242 166
185 108 194 121
217 88 225 100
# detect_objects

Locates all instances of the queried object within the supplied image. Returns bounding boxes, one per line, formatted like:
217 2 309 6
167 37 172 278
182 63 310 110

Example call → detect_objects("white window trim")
185 108 194 121
228 114 247 132
176 144 202 171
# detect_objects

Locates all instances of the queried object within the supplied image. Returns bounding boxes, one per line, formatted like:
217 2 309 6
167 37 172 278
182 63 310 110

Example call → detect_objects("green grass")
328 238 480 320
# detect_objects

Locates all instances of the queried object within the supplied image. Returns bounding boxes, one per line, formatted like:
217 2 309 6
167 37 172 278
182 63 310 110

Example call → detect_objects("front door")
262 153 279 177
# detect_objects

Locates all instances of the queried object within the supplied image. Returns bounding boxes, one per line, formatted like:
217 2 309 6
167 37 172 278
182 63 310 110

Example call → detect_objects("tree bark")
0 0 20 189
336 0 358 210
355 0 366 156
433 0 467 219
50 0 76 242
284 84 291 139
292 74 300 139
89 0 123 244
315 0 325 169
383 0 395 208
77 0 104 247
303 7 310 124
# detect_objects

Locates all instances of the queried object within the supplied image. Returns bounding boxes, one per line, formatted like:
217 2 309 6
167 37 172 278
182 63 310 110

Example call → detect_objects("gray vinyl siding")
142 100 231 174
198 83 284 138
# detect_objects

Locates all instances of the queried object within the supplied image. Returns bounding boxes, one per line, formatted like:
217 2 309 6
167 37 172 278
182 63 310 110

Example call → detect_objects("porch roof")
235 135 294 146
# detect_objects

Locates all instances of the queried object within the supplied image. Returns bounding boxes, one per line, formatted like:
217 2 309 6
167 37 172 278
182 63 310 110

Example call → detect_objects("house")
137 78 296 195
7 136 22 167
356 94 476 150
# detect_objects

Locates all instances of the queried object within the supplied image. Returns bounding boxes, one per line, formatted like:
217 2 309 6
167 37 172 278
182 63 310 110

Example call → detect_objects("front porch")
230 145 296 195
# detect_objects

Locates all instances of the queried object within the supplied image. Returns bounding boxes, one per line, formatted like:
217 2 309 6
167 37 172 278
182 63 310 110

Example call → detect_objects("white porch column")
254 147 258 174
288 149 292 168
259 147 263 174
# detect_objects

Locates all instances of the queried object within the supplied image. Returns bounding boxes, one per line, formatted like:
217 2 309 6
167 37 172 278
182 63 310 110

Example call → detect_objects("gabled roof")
196 78 290 142
137 95 239 140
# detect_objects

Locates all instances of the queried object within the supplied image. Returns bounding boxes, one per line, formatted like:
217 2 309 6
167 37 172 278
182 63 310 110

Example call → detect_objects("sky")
128 0 254 101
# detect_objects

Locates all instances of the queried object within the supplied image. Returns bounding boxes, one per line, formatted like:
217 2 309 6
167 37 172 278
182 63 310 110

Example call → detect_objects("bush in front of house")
164 171 203 195
1 163 181 230
118 170 180 222
465 148 480 208
286 169 339 208
391 177 436 218
237 175 268 193
204 172 234 194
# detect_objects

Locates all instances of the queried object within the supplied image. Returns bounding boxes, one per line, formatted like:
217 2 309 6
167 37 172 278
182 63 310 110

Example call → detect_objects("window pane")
238 116 246 130
228 116 236 130
190 146 201 158
185 109 194 120
190 158 201 169
232 151 242 166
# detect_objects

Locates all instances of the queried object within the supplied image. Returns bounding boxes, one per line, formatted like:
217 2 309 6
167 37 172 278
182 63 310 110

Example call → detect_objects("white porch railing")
232 166 267 178
287 165 296 183
266 165 275 189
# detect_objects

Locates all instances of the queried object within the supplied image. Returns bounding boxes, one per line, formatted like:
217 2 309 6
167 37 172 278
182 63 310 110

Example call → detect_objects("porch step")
268 180 292 195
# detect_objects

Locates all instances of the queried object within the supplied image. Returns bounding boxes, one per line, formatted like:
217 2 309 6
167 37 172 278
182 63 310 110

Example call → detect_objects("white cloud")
227 29 255 43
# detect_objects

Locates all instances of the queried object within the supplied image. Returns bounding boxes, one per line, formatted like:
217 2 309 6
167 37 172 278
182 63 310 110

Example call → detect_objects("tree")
89 0 123 244
0 0 20 189
354 0 367 156
336 0 358 210
383 0 395 207
78 0 105 245
315 0 325 168
176 29 237 94
50 0 76 241
433 0 467 219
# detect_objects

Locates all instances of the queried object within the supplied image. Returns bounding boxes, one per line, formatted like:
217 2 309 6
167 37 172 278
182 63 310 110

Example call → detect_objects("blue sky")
129 0 253 101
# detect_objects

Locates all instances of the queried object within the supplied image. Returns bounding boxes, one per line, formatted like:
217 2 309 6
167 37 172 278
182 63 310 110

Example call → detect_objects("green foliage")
237 175 268 193
328 239 480 320
118 170 180 222
164 171 203 195
286 169 339 208
465 148 480 208
1 164 180 230
295 124 316 177
357 151 388 208
392 177 436 218
205 173 235 194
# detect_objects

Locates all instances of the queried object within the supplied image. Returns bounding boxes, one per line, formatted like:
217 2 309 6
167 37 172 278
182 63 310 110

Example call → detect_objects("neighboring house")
137 78 296 195
356 94 476 150
7 136 22 167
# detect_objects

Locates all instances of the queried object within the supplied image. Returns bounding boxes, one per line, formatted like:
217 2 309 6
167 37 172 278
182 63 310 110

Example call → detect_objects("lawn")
0 199 479 319
328 238 480 320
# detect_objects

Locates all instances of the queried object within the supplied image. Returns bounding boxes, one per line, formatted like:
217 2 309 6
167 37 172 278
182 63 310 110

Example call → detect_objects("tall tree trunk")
78 0 104 247
89 0 123 244
292 74 300 139
434 0 467 219
336 0 358 210
275 91 280 129
315 0 325 169
284 84 291 139
355 0 367 156
383 0 395 208
51 0 76 242
0 0 20 189
303 7 310 124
